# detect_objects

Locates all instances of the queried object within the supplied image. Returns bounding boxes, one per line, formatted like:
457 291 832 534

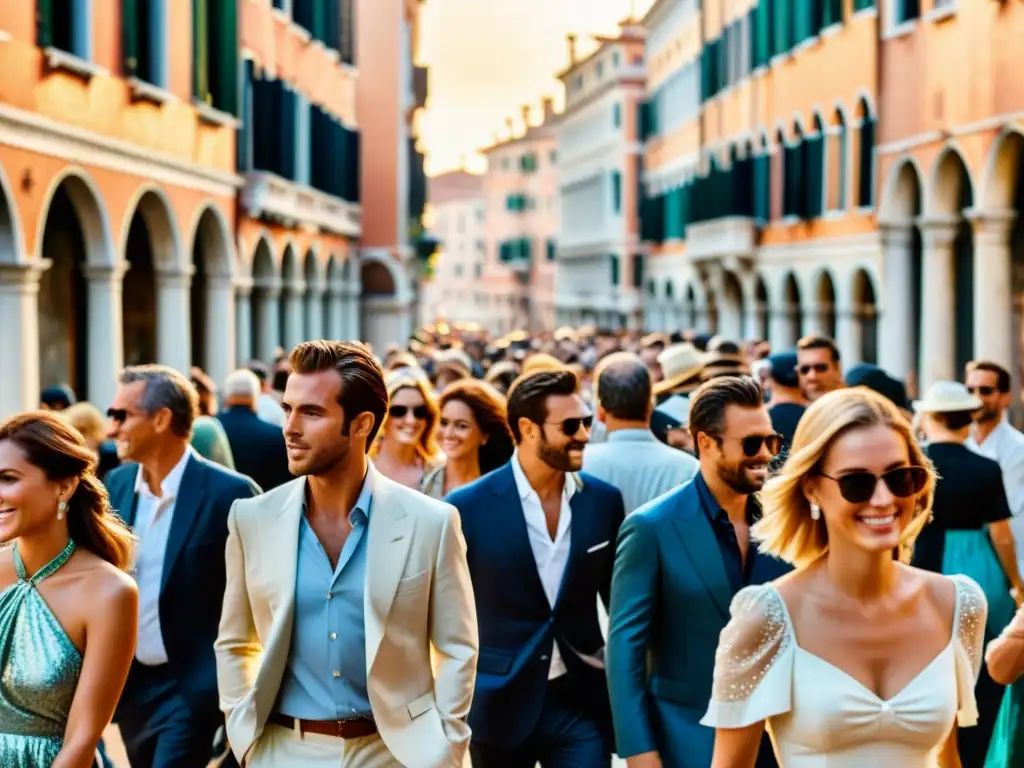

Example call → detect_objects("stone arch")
926 145 976 218
188 203 235 278
280 243 305 350
980 124 1024 211
783 271 803 345
361 259 397 296
0 163 25 265
720 270 745 340
189 204 235 377
811 267 838 340
753 273 770 342
121 185 182 272
303 246 325 341
251 235 280 362
35 168 114 267
854 90 877 121
36 168 115 403
684 283 697 330
879 156 927 222
851 268 879 365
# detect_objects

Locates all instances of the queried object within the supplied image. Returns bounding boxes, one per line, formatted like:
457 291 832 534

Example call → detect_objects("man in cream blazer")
215 340 478 767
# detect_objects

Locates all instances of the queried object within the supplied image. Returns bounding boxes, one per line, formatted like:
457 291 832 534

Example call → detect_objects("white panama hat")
912 381 982 414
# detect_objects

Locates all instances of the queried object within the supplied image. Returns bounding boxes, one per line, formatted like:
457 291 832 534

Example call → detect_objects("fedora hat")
912 381 982 414
653 343 705 396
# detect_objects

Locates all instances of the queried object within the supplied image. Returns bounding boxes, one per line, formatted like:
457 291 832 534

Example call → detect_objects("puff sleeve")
701 584 795 729
951 574 988 727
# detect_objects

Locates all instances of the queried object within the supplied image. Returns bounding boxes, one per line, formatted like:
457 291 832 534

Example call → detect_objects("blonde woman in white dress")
702 387 987 767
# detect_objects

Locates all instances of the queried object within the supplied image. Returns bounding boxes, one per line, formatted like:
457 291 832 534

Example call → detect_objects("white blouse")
701 575 987 767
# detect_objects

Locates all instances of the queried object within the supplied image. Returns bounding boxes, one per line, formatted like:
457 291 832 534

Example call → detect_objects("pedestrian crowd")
3 322 1024 767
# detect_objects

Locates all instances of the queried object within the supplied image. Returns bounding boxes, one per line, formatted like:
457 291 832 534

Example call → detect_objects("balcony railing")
241 171 361 238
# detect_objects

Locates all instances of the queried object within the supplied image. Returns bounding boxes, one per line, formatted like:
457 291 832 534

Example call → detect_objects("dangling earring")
57 500 67 521
810 503 821 521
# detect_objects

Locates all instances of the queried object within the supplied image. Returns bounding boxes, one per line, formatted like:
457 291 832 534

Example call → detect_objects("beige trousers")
245 723 403 768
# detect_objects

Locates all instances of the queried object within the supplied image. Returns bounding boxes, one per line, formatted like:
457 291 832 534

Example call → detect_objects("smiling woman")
370 368 443 489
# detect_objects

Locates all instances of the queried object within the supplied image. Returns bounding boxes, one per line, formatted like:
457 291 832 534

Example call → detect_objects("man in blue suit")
104 365 260 767
447 369 626 767
607 375 791 768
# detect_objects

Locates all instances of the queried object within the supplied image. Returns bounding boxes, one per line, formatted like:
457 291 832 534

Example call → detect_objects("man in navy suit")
446 369 626 768
607 375 790 768
104 365 260 767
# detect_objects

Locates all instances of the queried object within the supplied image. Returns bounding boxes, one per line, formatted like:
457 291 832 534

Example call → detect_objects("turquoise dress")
0 540 81 765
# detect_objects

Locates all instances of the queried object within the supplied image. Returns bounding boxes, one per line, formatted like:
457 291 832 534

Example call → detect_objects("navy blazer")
216 405 292 491
445 462 626 749
105 452 261 708
606 478 791 768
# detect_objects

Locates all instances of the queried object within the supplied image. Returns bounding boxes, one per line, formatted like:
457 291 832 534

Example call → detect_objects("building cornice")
0 104 242 198
240 171 361 239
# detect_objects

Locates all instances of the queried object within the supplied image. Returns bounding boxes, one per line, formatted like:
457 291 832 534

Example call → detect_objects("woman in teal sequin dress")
0 412 137 766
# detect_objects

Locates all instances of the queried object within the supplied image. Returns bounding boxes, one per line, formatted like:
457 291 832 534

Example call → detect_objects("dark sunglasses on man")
389 404 429 420
798 363 831 376
819 466 928 504
543 415 594 437
106 408 128 423
714 433 784 458
967 386 996 397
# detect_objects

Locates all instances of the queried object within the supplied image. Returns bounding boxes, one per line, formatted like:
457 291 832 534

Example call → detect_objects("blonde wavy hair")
370 367 441 463
753 387 936 568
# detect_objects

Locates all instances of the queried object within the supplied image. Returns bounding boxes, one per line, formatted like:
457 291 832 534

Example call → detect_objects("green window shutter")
122 0 139 76
612 172 622 213
859 118 875 207
632 254 644 289
613 103 621 128
680 182 690 237
753 153 770 222
37 0 54 48
773 0 787 57
213 0 239 114
805 135 824 219
193 0 210 103
610 255 620 286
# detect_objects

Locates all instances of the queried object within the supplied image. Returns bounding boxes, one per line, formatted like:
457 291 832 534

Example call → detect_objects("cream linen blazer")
214 465 479 768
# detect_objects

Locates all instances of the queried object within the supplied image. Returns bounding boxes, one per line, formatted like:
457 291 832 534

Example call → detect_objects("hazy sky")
418 0 655 176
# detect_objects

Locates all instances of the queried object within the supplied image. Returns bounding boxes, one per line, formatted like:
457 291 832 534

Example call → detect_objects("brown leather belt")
268 712 378 739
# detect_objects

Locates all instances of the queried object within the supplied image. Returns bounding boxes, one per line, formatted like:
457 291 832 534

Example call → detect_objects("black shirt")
769 402 806 453
695 472 760 595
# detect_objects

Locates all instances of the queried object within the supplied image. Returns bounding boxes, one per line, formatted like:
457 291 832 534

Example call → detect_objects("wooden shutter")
37 0 54 48
858 119 875 207
122 0 139 76
213 0 239 114
193 0 210 103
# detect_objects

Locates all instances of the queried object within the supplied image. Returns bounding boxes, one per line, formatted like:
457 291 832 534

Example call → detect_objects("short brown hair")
440 379 514 473
290 341 389 450
797 335 841 362
966 360 1011 394
688 375 764 451
506 369 580 443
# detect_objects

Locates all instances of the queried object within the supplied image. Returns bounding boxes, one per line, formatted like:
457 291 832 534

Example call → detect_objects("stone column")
253 279 281 363
0 261 48 417
770 307 794 350
344 281 361 342
304 284 325 341
235 278 253 365
879 222 916 382
84 262 127 410
836 305 863 368
282 281 306 350
968 208 1016 368
155 265 193 373
327 286 345 340
917 217 959 389
204 273 236 388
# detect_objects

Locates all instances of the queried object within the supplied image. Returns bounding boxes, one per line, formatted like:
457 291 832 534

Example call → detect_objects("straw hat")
653 343 705 396
912 381 982 414
700 351 751 382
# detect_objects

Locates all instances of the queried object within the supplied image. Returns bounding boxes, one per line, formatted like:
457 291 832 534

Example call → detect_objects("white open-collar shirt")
510 450 576 680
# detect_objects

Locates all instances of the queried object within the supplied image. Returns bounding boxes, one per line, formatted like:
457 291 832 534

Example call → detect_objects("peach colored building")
237 0 362 366
419 170 486 327
553 19 647 330
355 0 429 351
0 0 241 417
640 0 881 365
479 101 559 334
874 0 1024 395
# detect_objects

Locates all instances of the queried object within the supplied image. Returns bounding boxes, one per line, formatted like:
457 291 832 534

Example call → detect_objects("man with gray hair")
218 369 292 492
583 352 699 514
103 364 260 767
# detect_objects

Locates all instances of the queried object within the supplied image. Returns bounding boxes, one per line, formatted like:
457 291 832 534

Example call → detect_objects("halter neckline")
13 540 76 584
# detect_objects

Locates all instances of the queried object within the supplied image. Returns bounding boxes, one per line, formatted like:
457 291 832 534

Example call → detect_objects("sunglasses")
389 405 429 420
716 434 784 457
106 408 128 423
544 415 594 437
820 466 928 504
798 363 831 375
967 386 996 397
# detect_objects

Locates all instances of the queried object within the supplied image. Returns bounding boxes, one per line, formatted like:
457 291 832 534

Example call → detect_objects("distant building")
479 100 559 334
420 170 486 327
553 19 647 330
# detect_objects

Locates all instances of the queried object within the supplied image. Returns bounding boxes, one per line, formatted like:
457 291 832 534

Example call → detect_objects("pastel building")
355 0 430 351
640 0 882 366
0 0 243 418
554 19 647 330
237 0 362 366
419 170 486 327
874 0 1024 395
479 101 559 334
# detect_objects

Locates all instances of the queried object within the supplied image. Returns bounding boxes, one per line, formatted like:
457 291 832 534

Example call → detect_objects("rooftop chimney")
521 104 531 131
505 117 514 138
567 34 577 65
542 97 555 121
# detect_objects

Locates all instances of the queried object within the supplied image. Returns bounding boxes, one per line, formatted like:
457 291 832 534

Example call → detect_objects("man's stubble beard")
717 460 763 496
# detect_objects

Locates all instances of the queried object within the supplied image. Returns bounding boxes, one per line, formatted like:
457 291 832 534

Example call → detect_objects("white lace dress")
701 575 987 767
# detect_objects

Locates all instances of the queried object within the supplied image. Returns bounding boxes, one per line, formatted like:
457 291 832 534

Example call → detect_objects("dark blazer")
445 463 626 749
216 405 292 491
105 452 261 709
607 478 790 768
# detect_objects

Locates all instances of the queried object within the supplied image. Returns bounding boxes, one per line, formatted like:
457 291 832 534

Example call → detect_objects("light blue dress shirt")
277 470 373 720
583 428 699 514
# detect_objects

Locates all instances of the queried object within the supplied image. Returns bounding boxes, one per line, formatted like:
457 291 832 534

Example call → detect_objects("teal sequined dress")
0 540 81 766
